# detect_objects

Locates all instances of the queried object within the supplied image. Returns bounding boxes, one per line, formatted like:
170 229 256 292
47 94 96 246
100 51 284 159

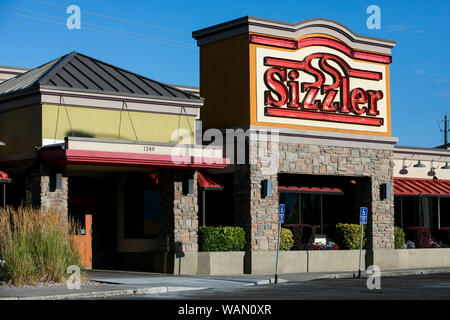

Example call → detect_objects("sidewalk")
1 267 450 300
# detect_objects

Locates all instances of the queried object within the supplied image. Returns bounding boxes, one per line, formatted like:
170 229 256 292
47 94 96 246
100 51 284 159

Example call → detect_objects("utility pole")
445 114 448 145
440 113 449 145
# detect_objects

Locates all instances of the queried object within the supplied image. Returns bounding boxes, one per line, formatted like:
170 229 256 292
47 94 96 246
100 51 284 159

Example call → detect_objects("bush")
0 207 83 286
437 227 450 245
405 226 431 248
283 224 315 250
335 223 366 250
394 226 405 249
198 226 245 252
280 228 294 251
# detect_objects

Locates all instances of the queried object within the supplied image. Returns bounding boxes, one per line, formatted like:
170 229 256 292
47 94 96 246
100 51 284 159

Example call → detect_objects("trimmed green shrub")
335 223 366 250
394 226 405 249
280 228 294 251
283 224 315 250
198 226 245 252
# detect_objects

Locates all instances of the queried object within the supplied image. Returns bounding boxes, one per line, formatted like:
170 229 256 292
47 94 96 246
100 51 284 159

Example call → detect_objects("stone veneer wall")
158 170 199 254
243 141 395 251
24 164 68 216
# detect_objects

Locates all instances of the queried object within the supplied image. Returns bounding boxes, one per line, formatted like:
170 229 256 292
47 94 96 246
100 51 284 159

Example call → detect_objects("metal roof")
0 51 201 102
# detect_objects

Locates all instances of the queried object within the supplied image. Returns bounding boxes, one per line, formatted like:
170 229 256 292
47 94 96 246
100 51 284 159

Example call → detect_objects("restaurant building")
0 16 449 274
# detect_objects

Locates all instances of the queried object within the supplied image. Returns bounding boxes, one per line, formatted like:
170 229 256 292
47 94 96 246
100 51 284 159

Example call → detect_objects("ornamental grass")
0 206 83 286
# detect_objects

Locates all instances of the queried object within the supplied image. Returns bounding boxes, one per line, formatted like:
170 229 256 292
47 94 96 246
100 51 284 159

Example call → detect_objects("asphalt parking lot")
104 273 450 300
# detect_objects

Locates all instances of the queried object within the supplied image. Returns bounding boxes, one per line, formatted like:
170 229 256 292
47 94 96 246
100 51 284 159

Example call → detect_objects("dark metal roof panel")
0 51 202 102
0 56 63 96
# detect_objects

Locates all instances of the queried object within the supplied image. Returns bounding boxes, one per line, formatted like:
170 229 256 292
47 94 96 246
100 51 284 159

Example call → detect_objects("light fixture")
399 157 412 175
442 162 450 170
413 160 426 168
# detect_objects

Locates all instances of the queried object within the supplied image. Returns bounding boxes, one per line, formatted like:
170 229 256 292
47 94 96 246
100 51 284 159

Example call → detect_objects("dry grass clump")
0 206 83 286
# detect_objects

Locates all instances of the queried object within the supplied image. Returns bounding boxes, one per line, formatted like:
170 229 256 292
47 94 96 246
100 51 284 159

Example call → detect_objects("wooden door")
69 195 93 269
72 214 92 268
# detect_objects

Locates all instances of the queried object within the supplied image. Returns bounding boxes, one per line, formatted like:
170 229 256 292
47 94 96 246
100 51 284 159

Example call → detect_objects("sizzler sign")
263 53 384 127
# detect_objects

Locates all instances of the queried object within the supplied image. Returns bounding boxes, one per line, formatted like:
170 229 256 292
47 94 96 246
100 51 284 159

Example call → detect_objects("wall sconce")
261 179 272 198
427 159 440 177
399 157 411 175
380 183 391 200
413 160 426 168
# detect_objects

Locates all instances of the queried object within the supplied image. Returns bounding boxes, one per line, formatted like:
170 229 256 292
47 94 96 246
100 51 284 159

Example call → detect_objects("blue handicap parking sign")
360 207 368 225
279 204 285 223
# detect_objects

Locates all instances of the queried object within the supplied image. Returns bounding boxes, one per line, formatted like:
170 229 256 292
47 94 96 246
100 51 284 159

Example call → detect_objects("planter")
197 252 245 275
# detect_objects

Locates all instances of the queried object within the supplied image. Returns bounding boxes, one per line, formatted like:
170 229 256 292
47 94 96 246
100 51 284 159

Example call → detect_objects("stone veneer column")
157 169 198 273
247 139 278 251
24 164 68 216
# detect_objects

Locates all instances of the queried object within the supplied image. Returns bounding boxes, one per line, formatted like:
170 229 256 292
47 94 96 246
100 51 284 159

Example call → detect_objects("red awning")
0 170 11 183
278 185 343 194
394 177 450 196
197 172 223 190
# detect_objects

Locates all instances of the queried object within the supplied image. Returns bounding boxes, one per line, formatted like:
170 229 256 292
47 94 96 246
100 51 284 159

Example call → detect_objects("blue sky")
0 0 449 148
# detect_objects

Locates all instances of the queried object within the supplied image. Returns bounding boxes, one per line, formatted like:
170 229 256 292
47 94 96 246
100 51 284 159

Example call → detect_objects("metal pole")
298 194 302 224
202 189 206 226
275 220 281 284
400 197 403 229
438 197 441 230
320 195 323 234
358 223 364 278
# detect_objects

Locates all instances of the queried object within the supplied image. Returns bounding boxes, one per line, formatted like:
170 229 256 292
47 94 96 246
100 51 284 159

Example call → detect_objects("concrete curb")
289 268 450 281
0 286 207 300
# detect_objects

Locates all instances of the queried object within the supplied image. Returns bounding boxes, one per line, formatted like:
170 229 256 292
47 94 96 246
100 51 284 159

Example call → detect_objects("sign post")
275 204 285 284
358 207 368 278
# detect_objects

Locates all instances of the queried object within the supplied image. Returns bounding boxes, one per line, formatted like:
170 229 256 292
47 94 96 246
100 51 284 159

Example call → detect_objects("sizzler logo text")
263 53 384 126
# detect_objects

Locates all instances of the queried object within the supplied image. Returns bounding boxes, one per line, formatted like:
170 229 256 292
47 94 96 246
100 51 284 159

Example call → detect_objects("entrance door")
69 195 93 269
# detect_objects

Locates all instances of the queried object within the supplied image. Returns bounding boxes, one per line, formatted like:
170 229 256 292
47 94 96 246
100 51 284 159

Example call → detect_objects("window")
124 175 158 238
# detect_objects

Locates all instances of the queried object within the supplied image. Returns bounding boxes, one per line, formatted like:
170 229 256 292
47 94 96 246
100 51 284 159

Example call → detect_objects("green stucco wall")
0 105 42 157
42 104 196 145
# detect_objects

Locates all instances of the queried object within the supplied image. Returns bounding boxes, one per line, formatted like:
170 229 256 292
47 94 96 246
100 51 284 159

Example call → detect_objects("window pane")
143 190 158 236
280 193 299 224
300 194 321 226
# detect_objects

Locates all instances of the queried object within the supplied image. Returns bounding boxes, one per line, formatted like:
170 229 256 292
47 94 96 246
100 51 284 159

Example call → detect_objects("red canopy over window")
394 177 450 196
197 172 223 190
0 170 11 183
278 185 343 194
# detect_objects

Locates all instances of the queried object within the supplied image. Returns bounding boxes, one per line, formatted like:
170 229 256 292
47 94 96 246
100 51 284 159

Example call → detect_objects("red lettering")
287 70 300 108
340 77 351 113
302 87 321 110
302 55 325 92
366 90 383 116
321 90 338 112
262 53 385 126
350 88 368 115
264 67 288 107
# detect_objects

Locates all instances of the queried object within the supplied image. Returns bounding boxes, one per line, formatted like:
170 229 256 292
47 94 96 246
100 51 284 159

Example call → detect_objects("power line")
32 0 191 35
0 4 195 47
0 8 197 50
